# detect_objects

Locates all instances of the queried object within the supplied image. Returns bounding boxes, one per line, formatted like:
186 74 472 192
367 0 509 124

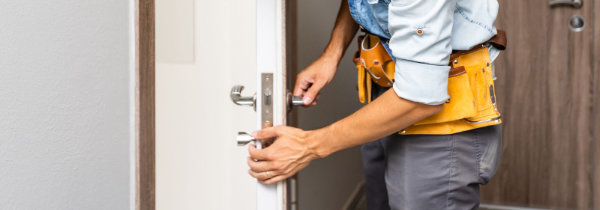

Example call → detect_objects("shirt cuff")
392 59 450 105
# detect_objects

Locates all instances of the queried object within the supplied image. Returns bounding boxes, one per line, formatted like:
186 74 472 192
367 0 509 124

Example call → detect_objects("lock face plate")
262 73 274 129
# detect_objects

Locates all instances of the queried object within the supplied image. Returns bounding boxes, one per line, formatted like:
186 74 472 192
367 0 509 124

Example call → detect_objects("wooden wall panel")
480 0 595 209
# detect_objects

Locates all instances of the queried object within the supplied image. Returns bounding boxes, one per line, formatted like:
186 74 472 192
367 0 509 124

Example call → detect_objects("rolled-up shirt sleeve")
388 0 457 105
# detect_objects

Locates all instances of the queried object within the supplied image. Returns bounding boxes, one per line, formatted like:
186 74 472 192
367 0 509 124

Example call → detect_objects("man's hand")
245 90 443 184
292 0 359 106
293 56 338 106
247 126 320 184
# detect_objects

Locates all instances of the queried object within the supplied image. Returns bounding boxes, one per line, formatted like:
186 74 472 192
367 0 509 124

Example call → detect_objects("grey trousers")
362 86 502 210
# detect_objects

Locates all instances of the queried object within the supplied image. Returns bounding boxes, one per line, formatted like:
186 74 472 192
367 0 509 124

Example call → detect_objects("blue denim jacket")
349 0 500 105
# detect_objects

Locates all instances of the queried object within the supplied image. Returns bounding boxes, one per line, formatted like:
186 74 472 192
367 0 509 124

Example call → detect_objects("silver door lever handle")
549 0 582 8
286 91 305 112
230 85 256 110
287 92 304 106
236 132 256 146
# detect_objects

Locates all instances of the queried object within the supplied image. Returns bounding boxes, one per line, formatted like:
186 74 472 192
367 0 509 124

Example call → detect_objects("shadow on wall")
296 0 365 210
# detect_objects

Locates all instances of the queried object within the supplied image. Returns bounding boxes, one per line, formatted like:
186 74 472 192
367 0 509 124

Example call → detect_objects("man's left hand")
247 125 320 185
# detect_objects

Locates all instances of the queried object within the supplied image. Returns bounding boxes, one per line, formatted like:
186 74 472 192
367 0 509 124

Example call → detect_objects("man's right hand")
293 56 338 106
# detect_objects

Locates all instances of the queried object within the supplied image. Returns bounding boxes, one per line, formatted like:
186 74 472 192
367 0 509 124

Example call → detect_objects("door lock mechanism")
230 85 256 111
236 131 256 146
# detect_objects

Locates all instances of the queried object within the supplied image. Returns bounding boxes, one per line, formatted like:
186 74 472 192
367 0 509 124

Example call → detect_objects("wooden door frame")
135 0 155 209
593 1 600 208
284 0 298 209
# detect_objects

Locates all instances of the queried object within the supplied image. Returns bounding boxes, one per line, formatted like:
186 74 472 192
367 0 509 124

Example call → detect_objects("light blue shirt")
349 0 500 105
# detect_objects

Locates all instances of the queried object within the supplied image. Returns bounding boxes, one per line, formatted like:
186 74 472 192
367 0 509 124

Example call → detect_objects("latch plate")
261 73 274 129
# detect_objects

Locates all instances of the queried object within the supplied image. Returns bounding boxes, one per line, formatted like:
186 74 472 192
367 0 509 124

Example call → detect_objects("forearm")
308 89 443 157
321 0 359 64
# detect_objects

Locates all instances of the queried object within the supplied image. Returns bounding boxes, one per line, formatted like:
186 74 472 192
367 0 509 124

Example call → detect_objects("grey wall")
296 0 365 209
0 1 133 209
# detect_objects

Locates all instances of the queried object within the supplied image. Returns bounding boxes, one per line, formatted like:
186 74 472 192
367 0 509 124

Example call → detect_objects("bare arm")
248 90 442 184
246 0 445 184
321 0 360 65
309 90 442 157
293 0 359 105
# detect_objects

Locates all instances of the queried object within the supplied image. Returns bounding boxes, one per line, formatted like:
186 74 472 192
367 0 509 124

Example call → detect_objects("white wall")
296 0 365 209
0 1 134 209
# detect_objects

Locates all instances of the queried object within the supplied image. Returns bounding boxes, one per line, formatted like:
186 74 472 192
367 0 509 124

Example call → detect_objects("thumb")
252 126 281 140
302 81 325 105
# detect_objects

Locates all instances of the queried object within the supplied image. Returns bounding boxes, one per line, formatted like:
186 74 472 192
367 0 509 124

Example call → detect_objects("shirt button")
416 28 424 35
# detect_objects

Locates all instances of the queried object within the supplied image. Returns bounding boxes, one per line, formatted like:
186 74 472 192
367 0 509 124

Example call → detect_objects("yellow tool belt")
353 31 507 135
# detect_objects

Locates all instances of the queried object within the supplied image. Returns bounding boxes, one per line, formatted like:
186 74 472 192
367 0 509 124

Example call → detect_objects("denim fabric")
348 0 500 105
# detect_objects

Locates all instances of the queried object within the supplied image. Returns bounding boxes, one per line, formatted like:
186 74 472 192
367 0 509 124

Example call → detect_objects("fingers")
248 170 279 181
307 93 321 106
252 126 281 140
249 126 289 160
261 175 288 185
246 125 308 184
261 165 303 185
302 81 326 105
293 76 311 96
247 157 277 172
247 161 297 184
248 143 270 161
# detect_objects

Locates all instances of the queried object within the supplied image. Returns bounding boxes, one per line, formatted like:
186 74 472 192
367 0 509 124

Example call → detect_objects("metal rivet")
374 60 380 65
482 68 485 72
401 130 406 134
453 60 458 64
486 62 490 67
416 28 424 35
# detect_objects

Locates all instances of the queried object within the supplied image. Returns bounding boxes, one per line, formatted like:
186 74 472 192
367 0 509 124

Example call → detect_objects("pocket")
477 125 502 184
464 48 501 123
472 65 493 112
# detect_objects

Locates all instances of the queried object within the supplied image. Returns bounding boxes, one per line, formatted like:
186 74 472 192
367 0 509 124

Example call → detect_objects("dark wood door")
480 1 600 209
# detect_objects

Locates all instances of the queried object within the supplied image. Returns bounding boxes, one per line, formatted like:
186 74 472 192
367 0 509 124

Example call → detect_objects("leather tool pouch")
353 35 395 103
353 31 507 135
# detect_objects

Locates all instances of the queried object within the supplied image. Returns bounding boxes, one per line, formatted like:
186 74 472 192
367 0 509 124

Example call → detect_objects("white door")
156 0 289 209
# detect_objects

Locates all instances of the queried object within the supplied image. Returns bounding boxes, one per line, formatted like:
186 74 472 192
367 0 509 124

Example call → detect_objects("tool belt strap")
353 30 507 135
353 30 507 88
